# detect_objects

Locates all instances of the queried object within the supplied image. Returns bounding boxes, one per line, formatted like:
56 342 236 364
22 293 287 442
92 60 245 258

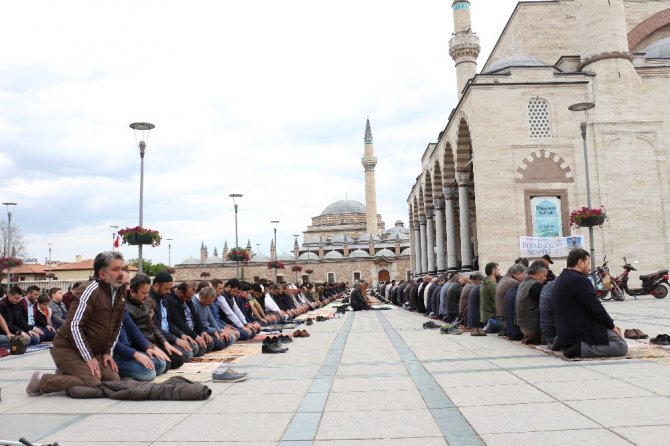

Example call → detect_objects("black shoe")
306 319 313 326
278 335 293 344
564 343 582 358
262 343 288 353
422 321 440 329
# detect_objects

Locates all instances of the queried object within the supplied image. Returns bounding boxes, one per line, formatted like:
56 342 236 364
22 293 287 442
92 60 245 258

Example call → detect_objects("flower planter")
125 232 154 245
578 215 606 227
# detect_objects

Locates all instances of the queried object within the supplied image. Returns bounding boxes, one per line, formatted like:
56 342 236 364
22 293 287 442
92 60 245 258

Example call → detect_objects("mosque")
407 0 670 276
174 120 412 285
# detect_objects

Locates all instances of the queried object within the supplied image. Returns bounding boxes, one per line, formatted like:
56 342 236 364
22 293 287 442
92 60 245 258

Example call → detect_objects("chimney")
75 255 82 263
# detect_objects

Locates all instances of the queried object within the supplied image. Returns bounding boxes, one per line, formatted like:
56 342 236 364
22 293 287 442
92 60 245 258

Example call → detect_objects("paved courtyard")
2 295 670 446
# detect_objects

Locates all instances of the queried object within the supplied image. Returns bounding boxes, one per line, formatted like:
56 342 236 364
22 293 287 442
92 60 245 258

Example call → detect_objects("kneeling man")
553 248 627 358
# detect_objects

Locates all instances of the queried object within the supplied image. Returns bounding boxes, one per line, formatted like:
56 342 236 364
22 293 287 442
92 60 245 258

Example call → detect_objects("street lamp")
568 101 596 272
130 122 155 274
256 243 261 255
271 220 280 282
166 238 174 267
48 243 53 282
229 194 243 278
2 202 17 258
110 225 119 251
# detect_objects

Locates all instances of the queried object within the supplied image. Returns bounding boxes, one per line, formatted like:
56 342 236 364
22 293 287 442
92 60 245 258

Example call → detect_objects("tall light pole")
166 238 174 267
110 225 119 251
271 220 280 282
256 243 261 256
229 194 243 278
2 202 17 258
48 242 53 282
568 102 596 272
130 122 155 274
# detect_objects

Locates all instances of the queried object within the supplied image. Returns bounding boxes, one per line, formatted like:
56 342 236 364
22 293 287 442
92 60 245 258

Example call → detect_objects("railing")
4 280 77 291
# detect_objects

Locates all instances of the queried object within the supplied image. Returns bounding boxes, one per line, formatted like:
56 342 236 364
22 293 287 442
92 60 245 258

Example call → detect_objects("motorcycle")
589 258 622 301
608 257 669 300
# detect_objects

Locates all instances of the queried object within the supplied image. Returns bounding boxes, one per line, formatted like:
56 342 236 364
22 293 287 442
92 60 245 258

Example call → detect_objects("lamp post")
130 122 155 274
229 194 243 278
166 238 173 267
2 202 17 258
568 102 596 272
256 243 261 256
110 225 119 251
48 242 53 283
271 220 280 282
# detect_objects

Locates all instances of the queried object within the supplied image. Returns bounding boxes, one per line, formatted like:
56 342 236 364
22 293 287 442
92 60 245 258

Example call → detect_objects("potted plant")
227 247 250 263
0 256 23 270
200 271 211 278
267 260 285 270
118 226 162 247
570 207 607 228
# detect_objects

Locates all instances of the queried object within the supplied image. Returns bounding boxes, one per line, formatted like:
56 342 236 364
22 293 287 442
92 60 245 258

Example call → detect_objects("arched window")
528 98 551 138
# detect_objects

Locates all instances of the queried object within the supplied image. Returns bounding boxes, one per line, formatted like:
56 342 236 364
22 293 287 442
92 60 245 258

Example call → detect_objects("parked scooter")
589 257 617 301
609 257 669 300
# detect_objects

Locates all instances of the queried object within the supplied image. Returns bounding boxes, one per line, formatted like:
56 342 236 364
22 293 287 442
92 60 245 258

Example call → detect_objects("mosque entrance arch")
378 269 390 283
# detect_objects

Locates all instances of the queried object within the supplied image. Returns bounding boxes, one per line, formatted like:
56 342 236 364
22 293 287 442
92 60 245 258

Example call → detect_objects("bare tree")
0 221 27 259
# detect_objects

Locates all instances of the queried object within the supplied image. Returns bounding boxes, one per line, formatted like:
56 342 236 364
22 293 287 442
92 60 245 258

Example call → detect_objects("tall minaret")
362 118 379 235
449 0 480 99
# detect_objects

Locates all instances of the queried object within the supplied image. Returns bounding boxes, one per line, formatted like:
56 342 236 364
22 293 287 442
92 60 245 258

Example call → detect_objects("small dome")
205 256 222 264
400 247 412 256
484 54 549 74
323 250 344 259
645 37 670 59
348 249 371 258
320 199 366 216
298 251 320 261
277 253 294 261
375 248 397 257
251 253 271 262
179 256 200 265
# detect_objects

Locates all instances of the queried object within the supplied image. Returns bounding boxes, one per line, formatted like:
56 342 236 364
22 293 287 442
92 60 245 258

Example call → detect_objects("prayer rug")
26 342 53 353
528 339 670 361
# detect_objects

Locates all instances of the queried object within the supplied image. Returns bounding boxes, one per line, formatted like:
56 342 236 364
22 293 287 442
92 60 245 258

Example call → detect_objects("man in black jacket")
0 286 41 345
150 272 194 363
350 281 371 311
553 248 627 358
166 282 212 357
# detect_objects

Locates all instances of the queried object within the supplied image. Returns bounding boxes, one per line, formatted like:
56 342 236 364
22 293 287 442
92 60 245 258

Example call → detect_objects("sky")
0 0 526 267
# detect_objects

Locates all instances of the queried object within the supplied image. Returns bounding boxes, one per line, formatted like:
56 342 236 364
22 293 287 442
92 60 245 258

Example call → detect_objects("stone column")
443 186 458 271
456 172 473 271
433 199 446 273
425 208 436 274
413 221 422 275
419 215 428 274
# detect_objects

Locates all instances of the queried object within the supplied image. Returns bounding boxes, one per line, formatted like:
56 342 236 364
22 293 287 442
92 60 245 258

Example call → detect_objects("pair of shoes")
497 328 508 337
278 335 293 344
293 329 310 338
625 328 649 339
306 319 314 326
26 371 44 396
262 337 288 353
212 367 248 382
470 328 487 336
442 325 463 335
650 334 670 346
316 316 327 322
423 321 440 329
564 343 582 358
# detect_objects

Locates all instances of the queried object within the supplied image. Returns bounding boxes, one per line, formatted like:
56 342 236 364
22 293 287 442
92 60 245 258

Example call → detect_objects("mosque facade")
407 0 670 276
174 120 411 285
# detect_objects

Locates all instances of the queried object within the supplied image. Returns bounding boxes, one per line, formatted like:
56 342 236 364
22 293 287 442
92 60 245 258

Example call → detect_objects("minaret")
200 241 208 263
362 118 379 235
449 1 480 99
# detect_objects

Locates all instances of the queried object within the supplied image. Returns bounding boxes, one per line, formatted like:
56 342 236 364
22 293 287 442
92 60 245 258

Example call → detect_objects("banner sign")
519 235 584 258
530 196 562 237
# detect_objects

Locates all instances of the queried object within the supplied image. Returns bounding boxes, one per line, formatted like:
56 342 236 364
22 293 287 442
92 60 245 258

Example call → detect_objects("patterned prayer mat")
26 342 53 353
528 338 670 361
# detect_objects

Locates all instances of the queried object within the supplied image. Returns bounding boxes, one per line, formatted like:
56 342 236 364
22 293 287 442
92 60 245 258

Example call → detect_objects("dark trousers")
40 346 119 394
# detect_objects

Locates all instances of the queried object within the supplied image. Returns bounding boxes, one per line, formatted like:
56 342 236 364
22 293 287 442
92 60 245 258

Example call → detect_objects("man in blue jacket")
113 310 168 381
553 248 627 358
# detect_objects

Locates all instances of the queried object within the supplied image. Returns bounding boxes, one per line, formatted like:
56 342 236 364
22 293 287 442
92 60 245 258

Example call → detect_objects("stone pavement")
2 295 670 445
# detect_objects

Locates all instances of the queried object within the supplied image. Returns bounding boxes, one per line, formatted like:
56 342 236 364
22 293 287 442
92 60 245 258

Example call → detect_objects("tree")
126 258 169 277
0 221 27 259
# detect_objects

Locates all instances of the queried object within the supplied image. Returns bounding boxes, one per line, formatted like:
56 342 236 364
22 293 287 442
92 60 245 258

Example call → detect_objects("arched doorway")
378 269 390 283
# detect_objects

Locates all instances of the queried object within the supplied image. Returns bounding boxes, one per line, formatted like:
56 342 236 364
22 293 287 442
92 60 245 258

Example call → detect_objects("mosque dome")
323 250 345 259
179 256 200 265
298 251 320 261
375 248 397 257
645 37 670 59
400 247 412 256
277 253 294 261
348 249 371 258
205 256 222 264
484 54 550 74
251 253 271 262
320 200 366 216
357 233 382 243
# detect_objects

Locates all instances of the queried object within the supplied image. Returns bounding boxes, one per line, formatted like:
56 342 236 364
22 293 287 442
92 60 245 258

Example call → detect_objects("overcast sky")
0 0 525 266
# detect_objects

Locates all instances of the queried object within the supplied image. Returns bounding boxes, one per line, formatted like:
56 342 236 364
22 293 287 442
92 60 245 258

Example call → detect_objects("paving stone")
442 382 555 407
481 429 634 446
613 425 670 446
316 409 442 440
534 377 654 401
566 396 670 427
324 389 426 411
